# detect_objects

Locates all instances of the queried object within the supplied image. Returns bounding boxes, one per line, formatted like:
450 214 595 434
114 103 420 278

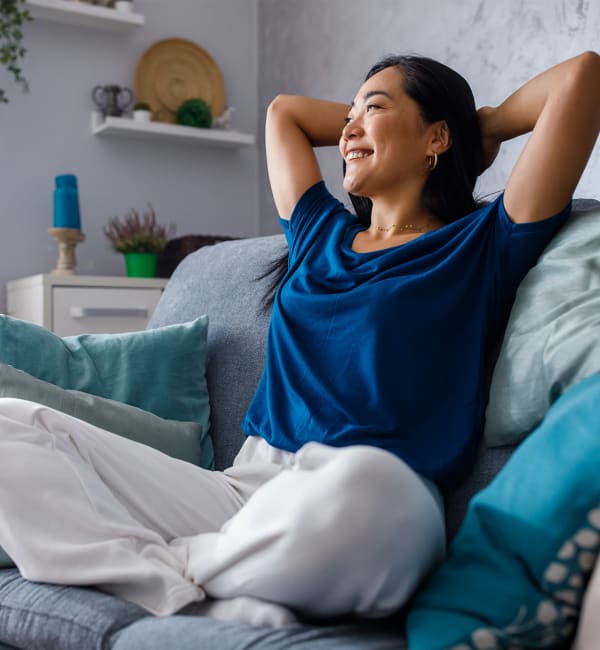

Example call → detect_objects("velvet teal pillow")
0 314 209 424
407 372 600 649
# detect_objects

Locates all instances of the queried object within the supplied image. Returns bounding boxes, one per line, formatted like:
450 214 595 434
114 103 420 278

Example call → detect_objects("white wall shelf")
26 0 145 32
91 112 255 148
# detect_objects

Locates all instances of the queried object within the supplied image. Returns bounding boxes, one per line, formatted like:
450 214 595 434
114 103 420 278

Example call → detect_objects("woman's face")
339 66 435 198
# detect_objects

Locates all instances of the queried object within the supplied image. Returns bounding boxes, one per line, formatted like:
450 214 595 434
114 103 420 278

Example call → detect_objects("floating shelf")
26 0 145 32
91 113 255 148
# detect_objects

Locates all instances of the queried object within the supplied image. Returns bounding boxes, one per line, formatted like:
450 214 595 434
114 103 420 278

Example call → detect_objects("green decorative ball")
175 98 212 128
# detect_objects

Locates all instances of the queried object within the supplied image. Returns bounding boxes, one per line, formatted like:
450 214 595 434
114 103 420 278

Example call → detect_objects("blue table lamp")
49 174 85 274
53 174 81 229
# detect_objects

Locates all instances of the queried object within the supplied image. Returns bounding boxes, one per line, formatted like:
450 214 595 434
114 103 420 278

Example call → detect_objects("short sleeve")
496 195 571 294
488 194 571 339
280 182 353 263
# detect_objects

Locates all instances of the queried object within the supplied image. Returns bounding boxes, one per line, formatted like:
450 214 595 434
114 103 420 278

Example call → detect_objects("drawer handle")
70 307 149 319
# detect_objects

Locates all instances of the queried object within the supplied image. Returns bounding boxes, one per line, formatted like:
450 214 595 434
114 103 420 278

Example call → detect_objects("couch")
0 197 599 649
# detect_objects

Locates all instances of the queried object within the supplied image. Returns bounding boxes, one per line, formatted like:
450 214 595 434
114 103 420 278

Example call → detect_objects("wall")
258 0 600 234
0 0 259 311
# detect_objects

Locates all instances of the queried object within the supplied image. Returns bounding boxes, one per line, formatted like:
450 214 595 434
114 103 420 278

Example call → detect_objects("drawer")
53 286 163 336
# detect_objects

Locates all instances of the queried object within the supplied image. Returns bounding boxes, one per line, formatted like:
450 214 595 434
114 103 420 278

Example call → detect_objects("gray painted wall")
0 0 259 311
258 0 600 234
1 0 598 313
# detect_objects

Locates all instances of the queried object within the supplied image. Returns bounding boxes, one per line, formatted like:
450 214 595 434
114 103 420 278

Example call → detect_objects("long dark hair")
261 54 483 307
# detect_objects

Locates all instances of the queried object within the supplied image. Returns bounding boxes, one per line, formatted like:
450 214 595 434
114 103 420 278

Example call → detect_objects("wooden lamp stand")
48 227 85 275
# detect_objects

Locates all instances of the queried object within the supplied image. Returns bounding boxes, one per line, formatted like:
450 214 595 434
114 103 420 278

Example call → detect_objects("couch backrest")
149 235 287 470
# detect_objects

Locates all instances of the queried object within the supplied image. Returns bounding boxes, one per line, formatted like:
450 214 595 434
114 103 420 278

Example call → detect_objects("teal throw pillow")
407 371 600 649
0 314 209 424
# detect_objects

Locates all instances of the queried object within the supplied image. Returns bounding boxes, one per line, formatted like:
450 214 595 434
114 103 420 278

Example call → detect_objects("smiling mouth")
346 150 373 162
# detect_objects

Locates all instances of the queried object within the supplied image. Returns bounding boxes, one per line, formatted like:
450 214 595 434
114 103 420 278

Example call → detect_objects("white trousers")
0 398 445 618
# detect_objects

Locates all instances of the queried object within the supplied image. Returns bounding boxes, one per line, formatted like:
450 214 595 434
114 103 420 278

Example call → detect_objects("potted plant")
175 97 212 128
132 100 152 122
0 0 33 104
104 204 175 277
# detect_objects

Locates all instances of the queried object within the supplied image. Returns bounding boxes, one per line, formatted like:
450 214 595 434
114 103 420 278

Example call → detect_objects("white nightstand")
6 274 168 336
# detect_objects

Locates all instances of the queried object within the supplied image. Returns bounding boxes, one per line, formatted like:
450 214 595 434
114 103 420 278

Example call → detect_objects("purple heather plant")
104 204 175 254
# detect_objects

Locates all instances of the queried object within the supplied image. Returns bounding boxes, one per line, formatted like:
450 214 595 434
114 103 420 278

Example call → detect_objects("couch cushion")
149 235 287 470
0 568 406 650
111 614 406 650
444 442 513 541
0 569 146 650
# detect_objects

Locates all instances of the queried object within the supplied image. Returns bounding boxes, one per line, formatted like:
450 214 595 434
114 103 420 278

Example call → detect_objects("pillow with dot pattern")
407 371 600 649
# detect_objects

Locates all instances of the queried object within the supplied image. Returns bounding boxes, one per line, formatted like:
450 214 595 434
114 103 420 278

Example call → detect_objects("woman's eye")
344 116 352 125
366 104 380 112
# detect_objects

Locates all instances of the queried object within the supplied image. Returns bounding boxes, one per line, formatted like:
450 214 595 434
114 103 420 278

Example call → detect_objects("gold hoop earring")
428 153 438 171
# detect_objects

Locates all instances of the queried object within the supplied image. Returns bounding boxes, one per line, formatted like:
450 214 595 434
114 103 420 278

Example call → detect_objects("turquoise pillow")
407 371 600 649
0 314 209 424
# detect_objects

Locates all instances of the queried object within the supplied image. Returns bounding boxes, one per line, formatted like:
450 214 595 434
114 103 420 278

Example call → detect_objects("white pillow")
485 199 600 447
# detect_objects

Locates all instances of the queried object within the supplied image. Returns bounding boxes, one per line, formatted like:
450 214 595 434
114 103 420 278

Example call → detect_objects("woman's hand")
477 106 501 173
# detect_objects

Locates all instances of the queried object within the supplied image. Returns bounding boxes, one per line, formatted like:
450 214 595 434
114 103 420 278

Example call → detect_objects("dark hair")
349 54 483 226
261 54 483 307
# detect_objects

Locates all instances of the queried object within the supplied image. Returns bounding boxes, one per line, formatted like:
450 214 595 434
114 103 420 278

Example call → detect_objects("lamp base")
48 227 85 275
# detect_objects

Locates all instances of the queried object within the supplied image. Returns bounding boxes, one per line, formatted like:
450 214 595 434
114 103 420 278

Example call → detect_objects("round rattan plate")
135 38 225 124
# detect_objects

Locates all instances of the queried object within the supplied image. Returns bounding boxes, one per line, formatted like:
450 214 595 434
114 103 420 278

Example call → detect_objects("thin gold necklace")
369 220 430 233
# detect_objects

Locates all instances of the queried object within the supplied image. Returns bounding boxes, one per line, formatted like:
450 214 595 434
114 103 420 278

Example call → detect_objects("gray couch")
0 232 548 650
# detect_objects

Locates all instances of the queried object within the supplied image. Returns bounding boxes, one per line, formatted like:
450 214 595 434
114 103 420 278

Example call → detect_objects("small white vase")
115 1 133 13
133 110 152 122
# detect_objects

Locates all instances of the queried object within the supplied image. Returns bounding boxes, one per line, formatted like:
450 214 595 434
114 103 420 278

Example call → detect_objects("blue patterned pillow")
407 371 600 649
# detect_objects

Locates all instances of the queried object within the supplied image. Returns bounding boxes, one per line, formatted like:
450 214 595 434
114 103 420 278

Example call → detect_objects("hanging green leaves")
0 0 33 103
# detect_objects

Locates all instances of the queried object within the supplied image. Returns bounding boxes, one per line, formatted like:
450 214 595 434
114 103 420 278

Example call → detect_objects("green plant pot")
124 252 157 278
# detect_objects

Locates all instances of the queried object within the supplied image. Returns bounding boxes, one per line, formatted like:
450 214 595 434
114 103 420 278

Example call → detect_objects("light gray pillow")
485 199 600 446
0 362 214 466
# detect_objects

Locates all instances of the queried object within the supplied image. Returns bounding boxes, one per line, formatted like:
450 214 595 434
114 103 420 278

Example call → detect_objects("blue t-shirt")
242 182 570 488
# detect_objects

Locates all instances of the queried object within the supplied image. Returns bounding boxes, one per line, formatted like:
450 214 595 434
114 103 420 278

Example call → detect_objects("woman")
0 52 599 628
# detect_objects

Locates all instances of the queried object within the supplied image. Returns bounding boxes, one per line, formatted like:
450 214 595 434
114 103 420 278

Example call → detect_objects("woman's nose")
342 119 362 141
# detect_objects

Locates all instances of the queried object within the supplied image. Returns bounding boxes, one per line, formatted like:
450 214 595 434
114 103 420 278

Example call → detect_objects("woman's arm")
478 51 600 223
265 95 349 220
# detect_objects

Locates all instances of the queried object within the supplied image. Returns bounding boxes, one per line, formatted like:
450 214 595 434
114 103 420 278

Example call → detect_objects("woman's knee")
295 445 444 556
